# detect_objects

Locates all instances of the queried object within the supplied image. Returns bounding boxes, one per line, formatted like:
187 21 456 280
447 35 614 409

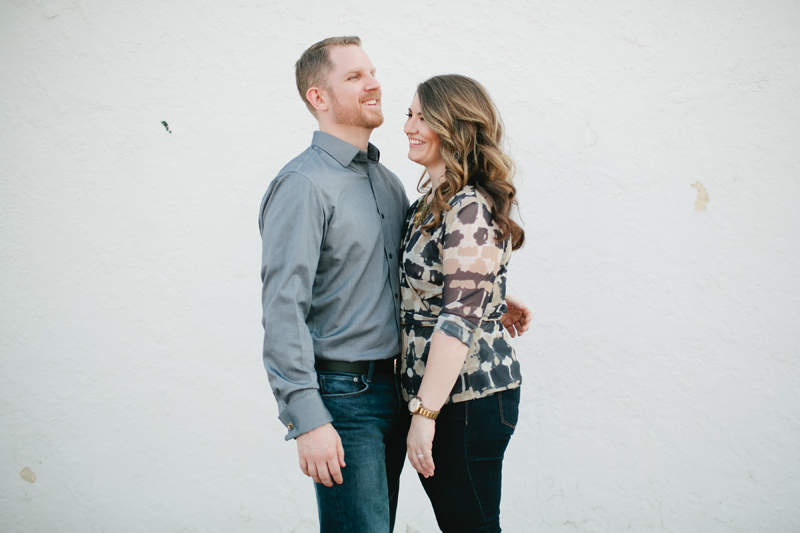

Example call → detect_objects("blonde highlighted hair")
417 74 524 250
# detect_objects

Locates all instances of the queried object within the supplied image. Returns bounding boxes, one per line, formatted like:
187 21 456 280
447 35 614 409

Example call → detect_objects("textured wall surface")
2 1 799 532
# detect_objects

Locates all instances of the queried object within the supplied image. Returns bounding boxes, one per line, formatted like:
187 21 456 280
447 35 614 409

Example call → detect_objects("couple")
259 36 528 533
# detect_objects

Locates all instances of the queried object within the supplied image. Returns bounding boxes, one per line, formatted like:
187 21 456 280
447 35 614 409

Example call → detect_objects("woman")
400 74 525 532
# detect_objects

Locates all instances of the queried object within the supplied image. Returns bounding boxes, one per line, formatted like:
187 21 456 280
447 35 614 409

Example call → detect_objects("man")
259 36 531 532
259 36 408 533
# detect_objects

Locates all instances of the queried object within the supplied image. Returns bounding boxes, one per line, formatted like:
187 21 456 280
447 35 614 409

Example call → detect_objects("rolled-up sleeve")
259 172 332 440
435 200 503 348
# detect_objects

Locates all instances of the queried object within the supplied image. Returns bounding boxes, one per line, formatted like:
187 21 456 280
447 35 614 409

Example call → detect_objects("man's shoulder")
264 145 342 201
259 147 325 222
372 161 408 201
274 145 325 183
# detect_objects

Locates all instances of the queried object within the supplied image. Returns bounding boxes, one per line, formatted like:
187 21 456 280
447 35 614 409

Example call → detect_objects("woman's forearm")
416 330 470 411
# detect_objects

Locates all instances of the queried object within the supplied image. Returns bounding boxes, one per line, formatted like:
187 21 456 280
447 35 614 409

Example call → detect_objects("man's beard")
331 91 384 129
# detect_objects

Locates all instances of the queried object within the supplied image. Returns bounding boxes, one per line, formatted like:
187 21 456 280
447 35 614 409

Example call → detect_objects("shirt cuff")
278 390 333 441
434 312 478 348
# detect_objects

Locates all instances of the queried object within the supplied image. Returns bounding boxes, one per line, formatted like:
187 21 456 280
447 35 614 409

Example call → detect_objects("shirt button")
381 214 385 219
389 254 393 259
395 293 399 298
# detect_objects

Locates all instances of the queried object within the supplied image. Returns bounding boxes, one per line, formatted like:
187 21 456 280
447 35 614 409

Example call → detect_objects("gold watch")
408 397 439 420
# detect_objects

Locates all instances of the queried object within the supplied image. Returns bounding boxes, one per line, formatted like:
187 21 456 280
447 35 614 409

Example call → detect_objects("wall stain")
691 182 709 211
161 121 172 134
20 467 36 483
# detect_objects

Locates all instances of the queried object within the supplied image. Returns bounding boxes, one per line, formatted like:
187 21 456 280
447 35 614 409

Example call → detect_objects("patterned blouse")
400 185 522 404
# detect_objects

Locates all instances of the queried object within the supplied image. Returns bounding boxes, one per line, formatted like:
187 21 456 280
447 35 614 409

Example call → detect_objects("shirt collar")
312 131 381 167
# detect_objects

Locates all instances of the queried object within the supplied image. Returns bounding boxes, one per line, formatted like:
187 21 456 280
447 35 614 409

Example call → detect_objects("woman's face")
404 93 444 173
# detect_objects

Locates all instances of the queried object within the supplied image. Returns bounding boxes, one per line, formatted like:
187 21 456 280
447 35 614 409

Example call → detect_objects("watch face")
408 397 421 412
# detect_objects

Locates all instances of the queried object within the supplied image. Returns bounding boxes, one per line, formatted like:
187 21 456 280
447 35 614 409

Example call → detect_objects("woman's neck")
426 163 447 202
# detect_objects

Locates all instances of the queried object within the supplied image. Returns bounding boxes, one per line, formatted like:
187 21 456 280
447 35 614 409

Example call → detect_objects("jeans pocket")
498 388 520 429
318 372 370 398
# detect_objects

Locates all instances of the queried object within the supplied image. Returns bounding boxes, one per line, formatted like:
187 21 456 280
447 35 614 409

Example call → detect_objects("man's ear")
306 87 329 113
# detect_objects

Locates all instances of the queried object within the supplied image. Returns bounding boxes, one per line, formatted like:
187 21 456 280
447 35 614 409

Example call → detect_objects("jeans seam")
499 391 516 429
462 408 489 527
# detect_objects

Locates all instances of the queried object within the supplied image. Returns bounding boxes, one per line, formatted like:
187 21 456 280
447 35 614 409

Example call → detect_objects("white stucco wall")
2 1 799 532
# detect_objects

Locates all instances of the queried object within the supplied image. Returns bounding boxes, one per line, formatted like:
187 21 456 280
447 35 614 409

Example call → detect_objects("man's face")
324 45 383 130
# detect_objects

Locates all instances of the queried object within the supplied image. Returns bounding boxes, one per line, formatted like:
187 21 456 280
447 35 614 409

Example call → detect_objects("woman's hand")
502 294 533 338
407 415 436 478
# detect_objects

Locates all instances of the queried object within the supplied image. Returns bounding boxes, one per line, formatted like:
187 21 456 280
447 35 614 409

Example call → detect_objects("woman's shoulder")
448 185 476 206
446 185 493 223
449 185 493 208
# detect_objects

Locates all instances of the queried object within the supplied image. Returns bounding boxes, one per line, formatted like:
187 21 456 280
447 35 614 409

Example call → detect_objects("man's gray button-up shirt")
259 131 409 440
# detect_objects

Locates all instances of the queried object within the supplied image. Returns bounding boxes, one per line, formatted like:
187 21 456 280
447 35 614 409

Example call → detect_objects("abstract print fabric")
399 185 521 404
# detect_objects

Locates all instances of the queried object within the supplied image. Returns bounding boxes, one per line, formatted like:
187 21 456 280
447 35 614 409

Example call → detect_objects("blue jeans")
315 363 409 533
419 387 521 533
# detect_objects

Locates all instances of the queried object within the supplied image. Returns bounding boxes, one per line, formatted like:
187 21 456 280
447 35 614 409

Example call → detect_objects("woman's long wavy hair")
416 75 525 250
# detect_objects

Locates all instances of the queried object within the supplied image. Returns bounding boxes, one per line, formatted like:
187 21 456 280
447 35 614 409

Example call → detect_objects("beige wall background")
1 1 799 531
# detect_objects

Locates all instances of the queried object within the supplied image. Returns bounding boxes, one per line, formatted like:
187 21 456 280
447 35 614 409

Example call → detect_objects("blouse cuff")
434 312 478 348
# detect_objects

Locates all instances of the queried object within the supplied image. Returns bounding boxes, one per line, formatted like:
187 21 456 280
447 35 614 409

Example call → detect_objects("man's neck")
319 123 373 152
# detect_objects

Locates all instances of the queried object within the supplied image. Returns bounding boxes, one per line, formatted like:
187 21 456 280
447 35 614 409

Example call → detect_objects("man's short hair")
295 36 362 115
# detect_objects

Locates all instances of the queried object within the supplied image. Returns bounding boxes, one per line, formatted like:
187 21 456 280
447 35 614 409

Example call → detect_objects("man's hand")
501 294 533 338
296 423 345 487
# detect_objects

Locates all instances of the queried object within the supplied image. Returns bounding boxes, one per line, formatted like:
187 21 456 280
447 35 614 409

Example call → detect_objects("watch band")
415 405 439 420
409 397 440 420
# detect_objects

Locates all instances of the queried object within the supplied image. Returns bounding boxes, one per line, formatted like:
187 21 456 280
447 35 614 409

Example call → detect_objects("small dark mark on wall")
161 121 172 134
